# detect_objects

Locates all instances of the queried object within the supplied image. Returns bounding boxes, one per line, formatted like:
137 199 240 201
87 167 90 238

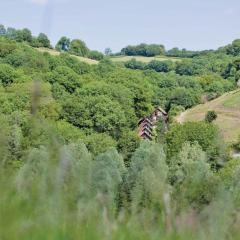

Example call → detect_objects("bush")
88 50 104 60
0 39 17 57
205 110 218 123
124 59 146 70
0 64 17 86
147 60 174 73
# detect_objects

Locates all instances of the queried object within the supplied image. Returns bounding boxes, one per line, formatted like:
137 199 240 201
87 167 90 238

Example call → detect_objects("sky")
0 0 240 52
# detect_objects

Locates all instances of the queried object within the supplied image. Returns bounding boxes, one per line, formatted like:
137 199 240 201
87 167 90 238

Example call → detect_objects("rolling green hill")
176 90 240 143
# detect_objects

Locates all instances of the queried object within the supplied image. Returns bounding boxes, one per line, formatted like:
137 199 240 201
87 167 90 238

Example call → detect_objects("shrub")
205 110 218 123
88 50 104 60
0 64 17 86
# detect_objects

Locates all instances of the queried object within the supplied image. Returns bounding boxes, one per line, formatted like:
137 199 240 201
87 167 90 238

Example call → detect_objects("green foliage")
226 39 240 56
0 24 6 36
59 53 91 74
234 135 240 151
166 47 201 57
121 43 165 56
0 39 17 57
169 87 201 109
175 60 203 75
172 143 218 209
155 119 168 143
165 122 226 165
104 47 112 56
55 36 70 51
124 58 146 70
88 50 104 60
147 60 174 72
37 33 51 48
47 66 82 93
205 110 218 123
117 130 140 161
218 158 240 187
61 95 127 138
4 47 49 72
85 132 117 156
92 148 125 198
128 141 169 212
69 39 89 57
0 63 17 86
168 104 185 123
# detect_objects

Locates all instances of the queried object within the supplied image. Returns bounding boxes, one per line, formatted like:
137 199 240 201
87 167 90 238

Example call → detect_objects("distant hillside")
37 48 99 65
110 55 182 63
176 90 240 142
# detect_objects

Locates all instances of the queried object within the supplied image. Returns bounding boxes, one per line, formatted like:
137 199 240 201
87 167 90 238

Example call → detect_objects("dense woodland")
1 25 240 239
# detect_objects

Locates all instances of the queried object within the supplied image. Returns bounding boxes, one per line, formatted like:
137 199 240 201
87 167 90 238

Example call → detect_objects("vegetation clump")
205 110 218 123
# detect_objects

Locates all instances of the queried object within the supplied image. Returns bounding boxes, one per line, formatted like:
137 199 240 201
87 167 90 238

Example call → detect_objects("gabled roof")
155 107 167 115
140 122 153 129
138 117 153 126
141 131 152 139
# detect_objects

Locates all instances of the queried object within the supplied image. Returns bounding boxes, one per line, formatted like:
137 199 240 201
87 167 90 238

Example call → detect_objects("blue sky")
0 0 239 52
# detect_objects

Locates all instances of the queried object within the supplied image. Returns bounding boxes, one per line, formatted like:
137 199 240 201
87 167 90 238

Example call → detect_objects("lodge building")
138 107 168 140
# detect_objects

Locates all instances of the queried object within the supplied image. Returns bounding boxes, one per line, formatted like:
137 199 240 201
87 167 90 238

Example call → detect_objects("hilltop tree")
0 24 6 36
37 33 51 48
121 43 165 57
145 44 165 56
69 39 89 57
227 39 240 56
21 28 32 42
104 48 112 56
55 36 70 51
6 27 17 40
5 28 32 43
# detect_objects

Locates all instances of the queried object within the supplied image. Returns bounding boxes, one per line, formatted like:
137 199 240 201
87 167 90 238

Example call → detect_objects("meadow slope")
110 55 182 63
176 90 240 143
37 47 99 65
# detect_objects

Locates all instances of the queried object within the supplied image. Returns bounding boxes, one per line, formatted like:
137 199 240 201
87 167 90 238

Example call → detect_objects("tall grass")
0 119 240 240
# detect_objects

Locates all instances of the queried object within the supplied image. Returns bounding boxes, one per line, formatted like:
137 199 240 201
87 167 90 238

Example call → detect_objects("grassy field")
37 48 99 65
37 49 181 65
177 90 240 143
110 55 182 63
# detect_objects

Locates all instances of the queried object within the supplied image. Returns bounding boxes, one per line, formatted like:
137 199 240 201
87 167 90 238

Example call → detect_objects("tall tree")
55 36 70 51
6 27 17 39
69 39 89 56
21 28 32 42
104 48 112 56
37 33 51 48
0 24 6 36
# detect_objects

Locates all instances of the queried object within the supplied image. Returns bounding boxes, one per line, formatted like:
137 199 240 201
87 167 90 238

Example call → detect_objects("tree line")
0 24 104 60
